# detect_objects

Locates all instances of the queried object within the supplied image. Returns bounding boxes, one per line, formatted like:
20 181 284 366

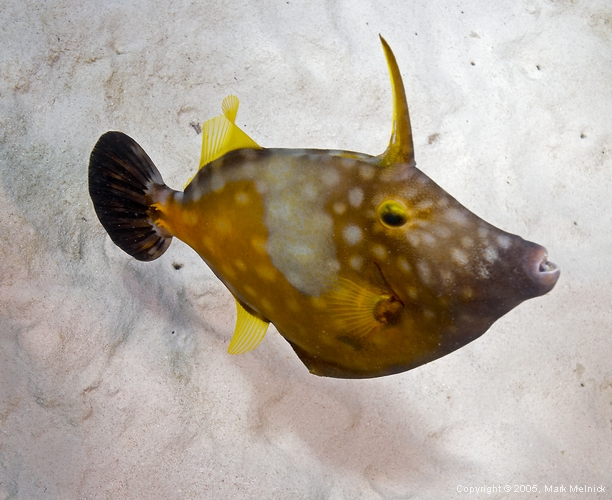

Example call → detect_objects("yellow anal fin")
327 277 403 339
228 298 270 355
199 95 262 169
376 36 415 168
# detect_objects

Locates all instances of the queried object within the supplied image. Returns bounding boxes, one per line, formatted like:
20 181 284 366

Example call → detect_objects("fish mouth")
528 245 560 296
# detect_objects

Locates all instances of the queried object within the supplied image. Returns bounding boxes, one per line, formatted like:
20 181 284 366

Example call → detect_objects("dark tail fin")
88 131 173 261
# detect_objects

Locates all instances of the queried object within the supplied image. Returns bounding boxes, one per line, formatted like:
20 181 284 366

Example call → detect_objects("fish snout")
524 242 560 297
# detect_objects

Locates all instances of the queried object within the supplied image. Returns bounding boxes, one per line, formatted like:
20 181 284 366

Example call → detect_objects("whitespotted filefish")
88 37 560 378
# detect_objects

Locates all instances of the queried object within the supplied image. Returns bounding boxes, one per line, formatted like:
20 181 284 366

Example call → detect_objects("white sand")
1 0 611 498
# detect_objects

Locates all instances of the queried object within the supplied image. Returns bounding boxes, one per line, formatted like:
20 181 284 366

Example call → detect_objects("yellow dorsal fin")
327 277 403 338
376 36 415 168
228 298 270 354
199 95 262 169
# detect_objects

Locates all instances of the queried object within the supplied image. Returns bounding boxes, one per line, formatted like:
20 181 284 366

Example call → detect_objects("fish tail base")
88 131 174 261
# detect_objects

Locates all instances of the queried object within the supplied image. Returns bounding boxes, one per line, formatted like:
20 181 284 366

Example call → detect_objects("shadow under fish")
88 36 560 378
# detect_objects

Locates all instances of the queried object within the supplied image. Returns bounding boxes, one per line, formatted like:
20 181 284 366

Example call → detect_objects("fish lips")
521 241 560 298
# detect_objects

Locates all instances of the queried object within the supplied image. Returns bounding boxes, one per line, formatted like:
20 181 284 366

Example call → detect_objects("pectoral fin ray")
228 298 270 355
327 277 403 339
198 95 262 170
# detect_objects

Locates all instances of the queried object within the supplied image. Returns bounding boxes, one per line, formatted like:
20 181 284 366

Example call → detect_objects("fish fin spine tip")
88 131 174 262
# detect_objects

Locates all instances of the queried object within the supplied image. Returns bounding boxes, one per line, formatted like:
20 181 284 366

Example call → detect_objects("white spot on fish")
421 233 437 246
359 164 375 180
451 248 469 266
349 255 363 270
407 232 420 247
211 171 225 192
256 266 276 281
497 234 511 249
484 246 498 263
255 180 268 194
445 208 468 226
372 244 387 260
339 157 357 169
433 225 451 239
343 225 363 245
251 237 267 255
477 226 490 239
348 187 364 207
476 264 490 279
328 259 341 273
303 182 318 200
333 202 347 215
322 168 340 187
460 236 474 249
235 192 249 205
189 185 203 202
398 256 411 273
415 200 433 212
241 162 256 177
417 261 432 284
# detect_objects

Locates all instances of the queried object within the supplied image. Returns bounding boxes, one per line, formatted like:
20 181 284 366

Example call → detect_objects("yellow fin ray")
199 95 262 169
376 36 415 168
228 298 270 355
327 278 395 339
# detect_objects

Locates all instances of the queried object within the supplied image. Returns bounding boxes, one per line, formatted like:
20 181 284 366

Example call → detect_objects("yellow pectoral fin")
228 299 270 355
376 36 415 168
199 95 262 170
327 277 403 339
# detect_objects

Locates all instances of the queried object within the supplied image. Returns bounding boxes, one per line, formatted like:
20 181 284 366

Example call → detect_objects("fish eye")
378 200 409 228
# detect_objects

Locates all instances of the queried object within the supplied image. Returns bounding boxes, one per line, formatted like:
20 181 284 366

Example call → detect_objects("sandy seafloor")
1 0 611 498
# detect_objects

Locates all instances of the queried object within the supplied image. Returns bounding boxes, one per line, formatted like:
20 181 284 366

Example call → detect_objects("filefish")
88 37 560 378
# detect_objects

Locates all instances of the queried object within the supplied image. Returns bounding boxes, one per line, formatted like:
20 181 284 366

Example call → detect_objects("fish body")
89 37 559 378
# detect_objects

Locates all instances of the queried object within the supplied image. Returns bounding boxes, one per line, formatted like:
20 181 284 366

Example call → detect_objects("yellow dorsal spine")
377 36 415 168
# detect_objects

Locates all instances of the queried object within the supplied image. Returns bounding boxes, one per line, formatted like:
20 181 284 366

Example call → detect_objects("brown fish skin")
88 37 560 379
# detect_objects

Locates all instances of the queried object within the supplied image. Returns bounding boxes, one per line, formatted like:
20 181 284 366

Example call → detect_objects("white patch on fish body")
444 208 469 226
333 201 347 215
421 232 437 246
417 261 432 284
484 246 499 263
348 187 364 207
451 248 469 267
343 224 363 245
359 164 375 180
261 152 342 296
372 244 387 260
349 255 363 270
211 171 225 192
460 236 474 249
322 168 340 187
497 234 511 249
